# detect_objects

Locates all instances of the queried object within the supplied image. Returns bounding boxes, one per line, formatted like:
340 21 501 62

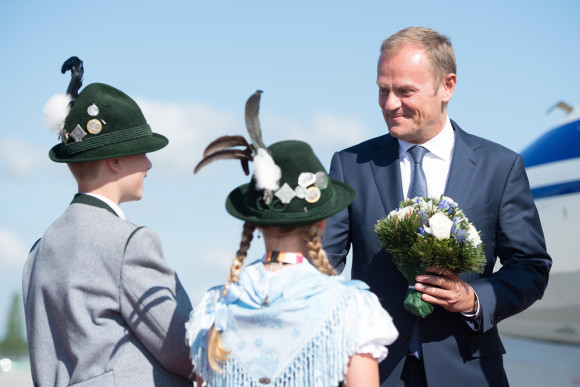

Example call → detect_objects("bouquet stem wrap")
374 196 486 318
395 261 434 318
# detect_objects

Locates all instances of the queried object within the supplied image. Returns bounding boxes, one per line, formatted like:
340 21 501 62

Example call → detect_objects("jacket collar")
370 134 404 214
443 120 483 206
71 193 119 217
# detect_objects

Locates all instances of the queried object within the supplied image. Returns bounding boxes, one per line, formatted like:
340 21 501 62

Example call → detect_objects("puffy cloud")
310 111 370 146
137 98 370 175
0 229 28 268
260 111 370 150
137 99 238 176
0 138 45 179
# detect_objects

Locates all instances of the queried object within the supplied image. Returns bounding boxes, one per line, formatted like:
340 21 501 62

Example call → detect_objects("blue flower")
454 229 468 244
438 198 449 211
417 210 429 227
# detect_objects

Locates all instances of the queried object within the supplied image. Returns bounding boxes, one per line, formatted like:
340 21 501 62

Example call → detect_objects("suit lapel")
369 135 404 213
444 121 482 206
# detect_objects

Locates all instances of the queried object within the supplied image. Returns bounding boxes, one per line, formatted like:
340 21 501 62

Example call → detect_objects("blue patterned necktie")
407 145 428 358
407 145 428 199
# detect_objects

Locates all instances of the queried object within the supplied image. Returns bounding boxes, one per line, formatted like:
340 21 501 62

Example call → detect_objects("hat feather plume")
253 148 281 190
194 146 253 175
193 90 281 188
245 90 267 151
61 56 84 105
43 93 71 132
43 56 84 132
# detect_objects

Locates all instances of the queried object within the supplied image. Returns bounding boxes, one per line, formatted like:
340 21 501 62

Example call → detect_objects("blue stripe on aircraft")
531 180 580 199
521 118 580 168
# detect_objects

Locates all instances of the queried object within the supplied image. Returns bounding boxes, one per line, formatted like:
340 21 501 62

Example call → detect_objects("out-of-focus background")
1 1 579 385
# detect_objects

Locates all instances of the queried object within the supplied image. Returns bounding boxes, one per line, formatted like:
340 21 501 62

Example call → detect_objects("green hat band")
243 183 341 221
53 125 152 158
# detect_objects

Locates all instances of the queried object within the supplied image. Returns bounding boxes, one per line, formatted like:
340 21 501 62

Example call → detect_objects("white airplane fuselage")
499 111 580 344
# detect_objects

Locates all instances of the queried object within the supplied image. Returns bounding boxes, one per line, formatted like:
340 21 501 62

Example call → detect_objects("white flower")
466 224 482 247
388 206 413 220
399 206 414 219
426 212 453 240
418 200 431 211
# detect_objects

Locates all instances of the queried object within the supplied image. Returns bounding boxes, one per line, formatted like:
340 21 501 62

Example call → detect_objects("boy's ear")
107 158 121 173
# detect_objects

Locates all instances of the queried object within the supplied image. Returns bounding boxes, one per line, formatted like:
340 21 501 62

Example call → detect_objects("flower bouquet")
374 196 486 318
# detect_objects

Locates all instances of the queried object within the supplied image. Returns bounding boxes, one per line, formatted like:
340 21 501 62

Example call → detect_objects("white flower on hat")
43 93 71 132
253 148 281 191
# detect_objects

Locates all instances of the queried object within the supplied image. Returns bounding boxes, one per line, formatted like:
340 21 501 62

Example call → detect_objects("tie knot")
408 145 427 164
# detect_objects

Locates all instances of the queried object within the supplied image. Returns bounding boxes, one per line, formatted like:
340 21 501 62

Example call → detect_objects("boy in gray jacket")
22 58 194 386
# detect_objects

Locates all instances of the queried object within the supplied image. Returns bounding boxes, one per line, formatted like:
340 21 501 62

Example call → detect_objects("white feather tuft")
43 93 71 132
253 148 281 191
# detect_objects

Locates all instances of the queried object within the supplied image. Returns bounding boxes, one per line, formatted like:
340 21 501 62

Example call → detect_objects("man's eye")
379 88 388 96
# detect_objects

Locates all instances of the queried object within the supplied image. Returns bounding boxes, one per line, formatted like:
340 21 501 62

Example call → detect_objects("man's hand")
414 266 476 313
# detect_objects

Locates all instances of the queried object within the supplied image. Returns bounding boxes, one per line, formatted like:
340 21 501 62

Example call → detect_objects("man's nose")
383 92 401 112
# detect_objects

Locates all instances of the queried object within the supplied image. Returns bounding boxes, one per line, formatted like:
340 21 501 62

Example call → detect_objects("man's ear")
441 73 456 103
107 158 121 173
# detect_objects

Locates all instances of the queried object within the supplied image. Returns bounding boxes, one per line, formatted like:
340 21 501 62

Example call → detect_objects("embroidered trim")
262 251 306 264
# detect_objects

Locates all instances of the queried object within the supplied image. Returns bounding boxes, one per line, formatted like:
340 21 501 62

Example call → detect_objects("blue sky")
1 0 579 332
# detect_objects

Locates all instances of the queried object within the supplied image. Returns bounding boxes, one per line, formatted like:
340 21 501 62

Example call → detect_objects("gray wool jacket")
22 194 194 386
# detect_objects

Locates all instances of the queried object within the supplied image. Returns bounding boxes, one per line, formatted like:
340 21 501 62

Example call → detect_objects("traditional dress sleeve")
347 282 398 362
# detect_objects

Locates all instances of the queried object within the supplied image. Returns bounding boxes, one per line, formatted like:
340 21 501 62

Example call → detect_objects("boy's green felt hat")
225 140 355 226
49 82 168 162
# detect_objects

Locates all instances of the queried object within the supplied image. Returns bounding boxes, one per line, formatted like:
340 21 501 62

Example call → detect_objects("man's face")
117 154 152 203
377 45 455 144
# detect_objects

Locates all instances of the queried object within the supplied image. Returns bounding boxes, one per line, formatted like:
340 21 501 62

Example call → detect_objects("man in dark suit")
323 26 551 386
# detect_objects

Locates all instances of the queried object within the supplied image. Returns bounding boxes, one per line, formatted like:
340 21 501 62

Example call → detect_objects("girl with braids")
187 92 397 386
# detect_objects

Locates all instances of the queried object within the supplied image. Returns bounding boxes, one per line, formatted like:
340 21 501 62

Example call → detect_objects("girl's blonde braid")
208 222 256 371
305 224 337 276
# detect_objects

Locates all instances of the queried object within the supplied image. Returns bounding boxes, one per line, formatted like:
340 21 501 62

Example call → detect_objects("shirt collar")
83 193 125 219
398 116 454 161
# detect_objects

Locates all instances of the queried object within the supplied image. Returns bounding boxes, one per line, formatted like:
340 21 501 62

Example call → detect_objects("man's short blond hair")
380 27 456 85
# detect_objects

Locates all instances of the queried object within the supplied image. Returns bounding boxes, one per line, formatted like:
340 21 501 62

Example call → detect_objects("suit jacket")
323 121 552 386
22 194 194 386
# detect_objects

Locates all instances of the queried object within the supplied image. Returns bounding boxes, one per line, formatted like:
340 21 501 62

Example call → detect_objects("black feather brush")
61 56 84 106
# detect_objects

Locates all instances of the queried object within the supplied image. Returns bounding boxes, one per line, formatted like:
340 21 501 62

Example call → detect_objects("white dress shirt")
398 117 454 200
